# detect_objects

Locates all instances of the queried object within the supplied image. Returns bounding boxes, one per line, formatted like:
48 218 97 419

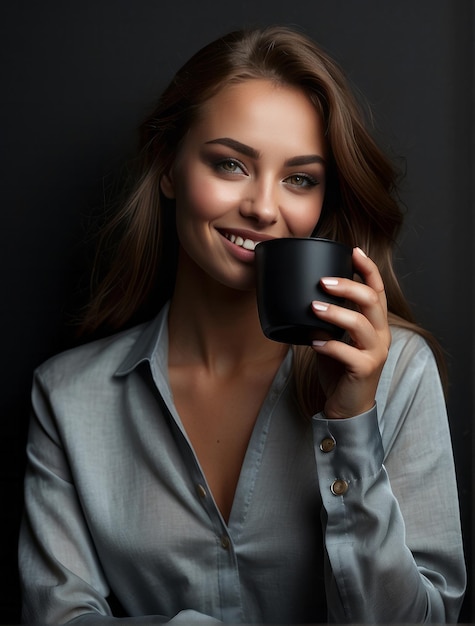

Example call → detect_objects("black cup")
255 237 353 345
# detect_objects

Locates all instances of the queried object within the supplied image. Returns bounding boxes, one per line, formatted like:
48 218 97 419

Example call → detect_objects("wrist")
323 401 376 420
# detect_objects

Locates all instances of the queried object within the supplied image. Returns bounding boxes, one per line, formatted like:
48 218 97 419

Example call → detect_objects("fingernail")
355 246 367 257
321 278 338 287
312 340 327 347
312 301 329 312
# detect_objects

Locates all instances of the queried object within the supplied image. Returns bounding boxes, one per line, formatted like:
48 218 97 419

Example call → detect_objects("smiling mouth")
223 232 257 251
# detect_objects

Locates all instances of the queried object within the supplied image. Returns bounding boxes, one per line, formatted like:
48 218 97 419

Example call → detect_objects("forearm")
313 408 465 623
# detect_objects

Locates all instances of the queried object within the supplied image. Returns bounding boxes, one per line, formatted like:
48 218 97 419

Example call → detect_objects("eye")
284 173 319 188
216 158 246 175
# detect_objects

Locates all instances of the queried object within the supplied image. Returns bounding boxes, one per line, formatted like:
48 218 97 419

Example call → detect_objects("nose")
239 179 279 226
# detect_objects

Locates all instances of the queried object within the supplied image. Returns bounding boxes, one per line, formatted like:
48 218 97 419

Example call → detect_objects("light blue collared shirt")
19 305 466 624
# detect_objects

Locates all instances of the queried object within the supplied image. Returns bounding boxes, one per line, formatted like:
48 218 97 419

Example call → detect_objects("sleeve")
18 369 222 625
312 334 466 623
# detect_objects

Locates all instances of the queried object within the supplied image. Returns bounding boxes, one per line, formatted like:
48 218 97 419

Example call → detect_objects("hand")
310 247 391 419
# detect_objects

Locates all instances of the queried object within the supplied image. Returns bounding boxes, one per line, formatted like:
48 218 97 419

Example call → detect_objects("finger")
351 247 387 312
318 277 388 333
311 331 385 379
311 300 384 351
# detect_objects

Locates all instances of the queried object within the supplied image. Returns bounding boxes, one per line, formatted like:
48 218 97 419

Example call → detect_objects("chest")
168 367 277 522
84 397 324 622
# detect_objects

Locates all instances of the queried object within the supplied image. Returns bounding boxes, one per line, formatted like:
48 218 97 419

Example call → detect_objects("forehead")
187 79 326 154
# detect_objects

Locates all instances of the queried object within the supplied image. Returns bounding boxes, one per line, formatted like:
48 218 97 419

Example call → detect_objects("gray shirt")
19 305 466 624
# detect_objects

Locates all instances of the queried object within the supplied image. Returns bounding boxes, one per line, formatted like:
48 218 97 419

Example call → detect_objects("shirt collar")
114 301 294 392
115 303 170 377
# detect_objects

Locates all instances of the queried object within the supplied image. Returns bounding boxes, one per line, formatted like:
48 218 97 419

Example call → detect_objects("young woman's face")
161 79 327 291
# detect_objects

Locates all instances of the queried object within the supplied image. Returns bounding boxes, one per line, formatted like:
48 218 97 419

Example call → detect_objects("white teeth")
225 233 256 251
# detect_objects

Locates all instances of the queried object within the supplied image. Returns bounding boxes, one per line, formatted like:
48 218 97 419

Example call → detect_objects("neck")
168 256 287 373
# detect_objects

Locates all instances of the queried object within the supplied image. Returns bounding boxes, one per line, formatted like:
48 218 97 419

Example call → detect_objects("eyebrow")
285 154 326 167
205 138 259 159
205 137 326 166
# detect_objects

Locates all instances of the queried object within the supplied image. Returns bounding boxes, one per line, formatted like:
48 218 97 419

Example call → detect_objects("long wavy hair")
80 26 447 412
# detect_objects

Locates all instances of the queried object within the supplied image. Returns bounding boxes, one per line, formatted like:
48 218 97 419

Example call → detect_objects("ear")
160 171 175 199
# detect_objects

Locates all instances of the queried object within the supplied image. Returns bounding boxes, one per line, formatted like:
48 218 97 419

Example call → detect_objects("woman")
19 26 466 624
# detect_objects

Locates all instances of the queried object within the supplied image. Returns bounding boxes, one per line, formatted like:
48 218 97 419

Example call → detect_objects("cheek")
286 195 325 237
175 174 237 221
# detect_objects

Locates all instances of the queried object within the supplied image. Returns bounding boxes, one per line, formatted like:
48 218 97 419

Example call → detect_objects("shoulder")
34 323 148 392
377 324 444 436
379 323 442 406
382 324 440 386
387 324 434 365
376 325 451 465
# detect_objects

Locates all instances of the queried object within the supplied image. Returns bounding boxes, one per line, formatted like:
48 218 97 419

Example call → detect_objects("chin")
215 271 257 294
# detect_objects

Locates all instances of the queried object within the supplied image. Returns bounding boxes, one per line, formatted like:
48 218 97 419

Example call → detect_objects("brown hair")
80 26 447 409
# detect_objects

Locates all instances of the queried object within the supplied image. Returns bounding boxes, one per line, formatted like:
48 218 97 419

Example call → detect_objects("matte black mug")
255 237 353 345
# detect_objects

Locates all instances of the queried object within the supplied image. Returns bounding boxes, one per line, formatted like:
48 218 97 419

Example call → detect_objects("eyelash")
284 173 319 188
214 158 247 175
213 158 320 188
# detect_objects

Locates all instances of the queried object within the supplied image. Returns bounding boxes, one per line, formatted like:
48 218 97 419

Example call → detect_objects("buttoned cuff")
312 405 384 484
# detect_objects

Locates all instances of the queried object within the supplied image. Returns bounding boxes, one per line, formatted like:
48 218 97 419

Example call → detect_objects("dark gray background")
1 1 473 622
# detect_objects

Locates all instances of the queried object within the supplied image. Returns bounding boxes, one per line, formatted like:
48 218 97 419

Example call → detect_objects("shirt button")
331 479 349 496
320 437 336 453
196 484 207 499
220 535 231 550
